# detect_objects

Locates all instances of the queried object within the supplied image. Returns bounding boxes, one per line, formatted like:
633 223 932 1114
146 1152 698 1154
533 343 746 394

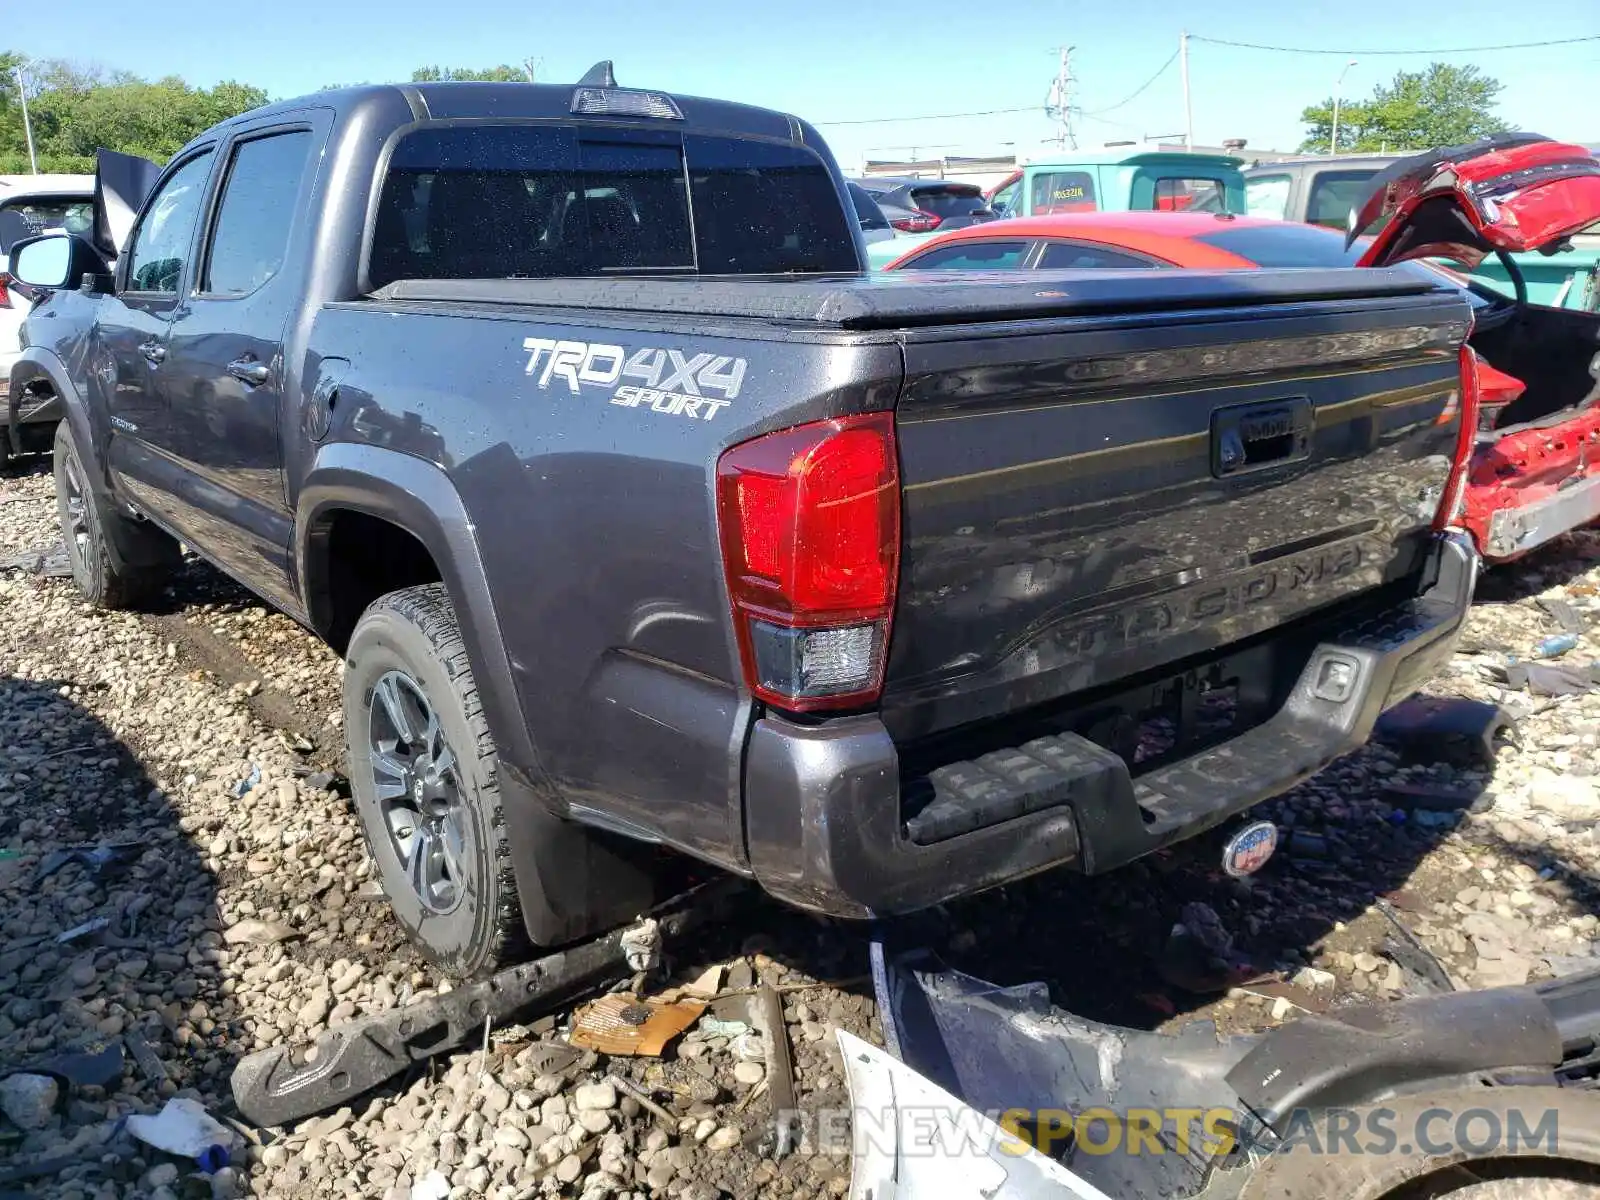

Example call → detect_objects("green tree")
0 53 267 174
1299 63 1511 154
411 64 532 82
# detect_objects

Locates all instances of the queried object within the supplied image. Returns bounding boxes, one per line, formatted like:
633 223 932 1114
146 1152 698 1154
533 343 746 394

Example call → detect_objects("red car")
886 137 1600 564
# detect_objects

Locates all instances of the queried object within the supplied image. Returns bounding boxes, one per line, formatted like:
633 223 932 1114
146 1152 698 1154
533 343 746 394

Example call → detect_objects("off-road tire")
1242 1086 1600 1200
53 420 173 609
344 583 529 978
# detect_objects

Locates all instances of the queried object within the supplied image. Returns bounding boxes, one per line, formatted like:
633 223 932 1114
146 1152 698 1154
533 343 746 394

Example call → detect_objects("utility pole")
1179 31 1193 152
13 64 37 174
1329 59 1358 156
1045 45 1077 151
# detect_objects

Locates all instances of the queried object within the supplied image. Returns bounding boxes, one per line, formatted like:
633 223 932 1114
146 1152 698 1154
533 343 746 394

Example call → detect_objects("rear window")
1150 177 1229 213
1245 174 1291 220
1306 169 1380 230
0 194 93 251
1030 171 1097 214
903 240 1028 269
368 124 858 287
909 186 989 219
1193 222 1363 268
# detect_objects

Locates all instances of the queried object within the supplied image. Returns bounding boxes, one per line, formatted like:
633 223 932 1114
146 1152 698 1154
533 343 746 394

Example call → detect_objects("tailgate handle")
1212 399 1312 478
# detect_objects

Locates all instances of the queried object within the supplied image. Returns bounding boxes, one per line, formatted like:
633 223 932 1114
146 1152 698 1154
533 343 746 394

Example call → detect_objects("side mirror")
8 234 111 293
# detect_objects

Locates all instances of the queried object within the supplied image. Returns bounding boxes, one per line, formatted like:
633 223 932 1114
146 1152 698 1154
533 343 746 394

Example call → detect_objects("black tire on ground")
53 420 175 609
343 583 529 977
1241 1086 1600 1200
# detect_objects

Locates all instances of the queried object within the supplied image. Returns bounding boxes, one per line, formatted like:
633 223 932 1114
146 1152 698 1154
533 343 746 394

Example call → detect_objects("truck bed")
369 265 1443 328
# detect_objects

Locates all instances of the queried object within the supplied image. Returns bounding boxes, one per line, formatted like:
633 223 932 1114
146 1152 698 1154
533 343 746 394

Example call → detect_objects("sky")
6 0 1597 168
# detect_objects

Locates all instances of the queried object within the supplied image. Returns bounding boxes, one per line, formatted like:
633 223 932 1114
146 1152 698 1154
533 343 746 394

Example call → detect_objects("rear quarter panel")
303 302 902 868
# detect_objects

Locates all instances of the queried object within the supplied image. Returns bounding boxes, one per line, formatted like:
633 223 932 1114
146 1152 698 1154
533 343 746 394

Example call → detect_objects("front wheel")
343 583 528 977
53 421 173 609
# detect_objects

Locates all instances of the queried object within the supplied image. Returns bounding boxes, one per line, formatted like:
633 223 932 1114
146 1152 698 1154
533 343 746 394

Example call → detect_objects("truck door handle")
227 358 271 386
139 341 166 365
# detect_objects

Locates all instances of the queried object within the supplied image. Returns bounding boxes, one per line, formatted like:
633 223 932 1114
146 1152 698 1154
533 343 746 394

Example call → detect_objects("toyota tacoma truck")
7 64 1480 977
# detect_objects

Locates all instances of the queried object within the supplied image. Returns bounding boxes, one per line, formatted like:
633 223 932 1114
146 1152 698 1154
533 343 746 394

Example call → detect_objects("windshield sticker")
523 337 746 421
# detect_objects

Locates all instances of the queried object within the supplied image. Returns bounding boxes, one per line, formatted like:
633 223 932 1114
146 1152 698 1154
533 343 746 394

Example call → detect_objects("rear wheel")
53 421 173 609
344 583 528 977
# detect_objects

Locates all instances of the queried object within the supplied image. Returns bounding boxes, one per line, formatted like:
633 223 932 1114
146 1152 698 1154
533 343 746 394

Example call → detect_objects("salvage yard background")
4 451 1600 1199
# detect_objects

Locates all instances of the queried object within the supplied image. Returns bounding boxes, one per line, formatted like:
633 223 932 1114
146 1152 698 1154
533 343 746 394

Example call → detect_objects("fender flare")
296 443 663 946
7 347 92 469
294 441 546 782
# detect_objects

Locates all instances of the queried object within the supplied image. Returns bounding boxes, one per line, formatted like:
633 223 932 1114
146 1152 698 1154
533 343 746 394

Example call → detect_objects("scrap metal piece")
230 879 737 1127
755 985 800 1158
123 1029 168 1083
568 993 705 1057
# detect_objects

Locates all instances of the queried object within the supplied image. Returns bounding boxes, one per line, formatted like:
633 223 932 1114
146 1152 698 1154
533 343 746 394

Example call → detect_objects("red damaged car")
886 135 1600 564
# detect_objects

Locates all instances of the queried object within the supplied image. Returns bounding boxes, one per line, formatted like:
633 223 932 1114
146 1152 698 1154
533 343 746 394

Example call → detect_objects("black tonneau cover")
370 266 1446 330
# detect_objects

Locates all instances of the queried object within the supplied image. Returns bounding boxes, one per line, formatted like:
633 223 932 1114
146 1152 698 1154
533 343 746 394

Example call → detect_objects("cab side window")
204 131 315 295
125 151 216 294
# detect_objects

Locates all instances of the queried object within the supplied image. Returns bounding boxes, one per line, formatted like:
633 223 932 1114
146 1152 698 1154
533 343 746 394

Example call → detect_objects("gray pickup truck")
8 65 1480 976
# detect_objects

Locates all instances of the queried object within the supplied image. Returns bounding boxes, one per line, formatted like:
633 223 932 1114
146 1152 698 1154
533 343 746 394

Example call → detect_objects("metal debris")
123 1028 169 1083
606 1073 676 1125
755 985 800 1158
230 879 737 1126
568 993 706 1057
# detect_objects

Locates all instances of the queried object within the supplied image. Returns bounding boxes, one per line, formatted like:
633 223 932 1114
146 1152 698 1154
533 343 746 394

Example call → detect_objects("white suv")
1 174 94 461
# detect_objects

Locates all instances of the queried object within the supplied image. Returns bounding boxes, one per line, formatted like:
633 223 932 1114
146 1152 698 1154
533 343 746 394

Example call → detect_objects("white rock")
706 1125 741 1151
573 1082 617 1112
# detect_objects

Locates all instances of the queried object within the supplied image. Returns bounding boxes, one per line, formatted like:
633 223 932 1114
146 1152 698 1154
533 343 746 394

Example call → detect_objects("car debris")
1495 659 1600 696
123 1028 168 1084
871 926 1600 1199
229 878 738 1126
754 984 800 1159
1375 897 1457 995
567 992 706 1057
124 1097 235 1172
0 542 71 578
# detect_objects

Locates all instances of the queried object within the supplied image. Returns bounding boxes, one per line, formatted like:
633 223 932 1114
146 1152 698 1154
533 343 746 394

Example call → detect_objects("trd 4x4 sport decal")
523 337 747 421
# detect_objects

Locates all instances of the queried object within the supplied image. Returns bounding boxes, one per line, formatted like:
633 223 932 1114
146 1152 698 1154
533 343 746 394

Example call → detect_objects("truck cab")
986 148 1247 220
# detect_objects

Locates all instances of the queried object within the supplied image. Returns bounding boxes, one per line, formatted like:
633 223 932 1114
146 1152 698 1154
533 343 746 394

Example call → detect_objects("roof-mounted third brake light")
570 59 683 120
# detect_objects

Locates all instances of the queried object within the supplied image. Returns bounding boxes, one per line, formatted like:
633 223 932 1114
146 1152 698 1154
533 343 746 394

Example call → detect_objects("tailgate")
884 288 1471 741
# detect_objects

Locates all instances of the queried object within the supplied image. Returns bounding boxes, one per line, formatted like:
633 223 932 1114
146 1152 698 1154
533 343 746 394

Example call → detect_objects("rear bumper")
1465 410 1600 561
744 531 1478 918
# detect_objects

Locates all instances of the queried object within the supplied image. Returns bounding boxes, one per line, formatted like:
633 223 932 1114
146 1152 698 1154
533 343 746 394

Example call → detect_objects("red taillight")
0 273 10 306
891 213 940 233
1472 355 1526 429
1435 343 1486 530
716 413 901 712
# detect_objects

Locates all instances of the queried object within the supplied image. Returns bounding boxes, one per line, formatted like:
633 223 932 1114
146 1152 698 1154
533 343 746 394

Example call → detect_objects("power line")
1082 48 1180 115
813 105 1036 127
1190 33 1599 56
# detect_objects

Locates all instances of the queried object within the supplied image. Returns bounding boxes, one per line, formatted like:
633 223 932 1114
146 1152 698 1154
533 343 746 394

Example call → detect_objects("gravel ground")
4 451 1600 1200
